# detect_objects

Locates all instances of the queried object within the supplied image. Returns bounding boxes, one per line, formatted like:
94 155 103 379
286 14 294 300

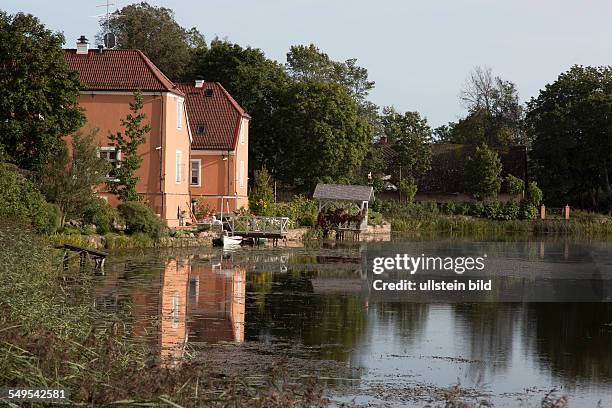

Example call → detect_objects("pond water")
94 238 612 407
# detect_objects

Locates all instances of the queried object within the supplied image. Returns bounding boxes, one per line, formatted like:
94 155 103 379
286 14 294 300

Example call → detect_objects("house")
64 37 191 227
176 81 250 214
378 141 528 202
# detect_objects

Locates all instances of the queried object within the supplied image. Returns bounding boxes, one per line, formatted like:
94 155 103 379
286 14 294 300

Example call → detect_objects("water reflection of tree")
452 303 522 382
372 302 428 346
246 269 367 361
523 303 612 384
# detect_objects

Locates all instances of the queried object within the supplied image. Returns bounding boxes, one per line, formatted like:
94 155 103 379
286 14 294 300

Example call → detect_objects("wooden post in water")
540 204 546 220
564 205 570 220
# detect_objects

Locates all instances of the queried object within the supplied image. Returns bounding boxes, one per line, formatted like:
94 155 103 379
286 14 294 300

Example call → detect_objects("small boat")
223 235 242 248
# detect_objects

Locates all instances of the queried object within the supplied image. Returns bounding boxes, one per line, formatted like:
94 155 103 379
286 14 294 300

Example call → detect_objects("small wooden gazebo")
313 184 374 231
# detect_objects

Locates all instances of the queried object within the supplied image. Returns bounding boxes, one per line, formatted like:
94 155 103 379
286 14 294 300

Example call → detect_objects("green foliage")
465 145 503 200
367 210 383 226
107 92 152 202
527 65 612 210
286 44 374 102
83 198 119 234
102 2 205 81
504 174 525 195
527 181 543 207
270 196 319 227
0 163 59 234
117 201 165 240
39 129 110 224
399 177 418 203
381 107 432 179
249 167 275 216
0 11 84 170
274 80 372 192
519 199 538 220
189 39 290 173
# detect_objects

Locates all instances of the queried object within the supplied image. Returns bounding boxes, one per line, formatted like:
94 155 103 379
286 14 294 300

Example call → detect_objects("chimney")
195 79 204 88
379 136 388 144
76 35 89 55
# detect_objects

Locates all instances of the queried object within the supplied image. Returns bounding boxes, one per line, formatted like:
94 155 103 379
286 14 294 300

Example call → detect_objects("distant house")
176 81 250 214
379 141 528 202
64 37 191 227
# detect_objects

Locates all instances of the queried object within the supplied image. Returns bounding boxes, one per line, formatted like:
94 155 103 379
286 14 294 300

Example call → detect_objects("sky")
3 0 612 126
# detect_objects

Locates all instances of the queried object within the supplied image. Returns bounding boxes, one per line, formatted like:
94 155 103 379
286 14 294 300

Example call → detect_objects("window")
196 124 206 136
239 160 245 189
176 99 183 129
97 147 120 180
175 151 182 183
239 122 245 145
190 159 201 186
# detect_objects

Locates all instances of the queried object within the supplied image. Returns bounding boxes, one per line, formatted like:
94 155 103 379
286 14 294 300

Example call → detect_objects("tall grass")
0 221 328 406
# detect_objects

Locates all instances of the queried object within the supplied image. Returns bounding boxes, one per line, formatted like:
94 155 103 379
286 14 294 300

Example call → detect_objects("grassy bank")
382 202 612 239
47 229 215 250
0 221 326 406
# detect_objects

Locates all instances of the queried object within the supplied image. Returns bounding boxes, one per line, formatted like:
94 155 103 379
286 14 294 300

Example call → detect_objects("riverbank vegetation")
377 200 612 238
0 221 328 406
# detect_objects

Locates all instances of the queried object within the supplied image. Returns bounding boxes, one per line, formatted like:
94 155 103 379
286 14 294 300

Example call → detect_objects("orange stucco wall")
190 118 249 214
75 91 191 227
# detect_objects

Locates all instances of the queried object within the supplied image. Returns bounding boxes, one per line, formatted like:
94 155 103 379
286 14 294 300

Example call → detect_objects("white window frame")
175 150 182 184
239 121 245 145
97 146 121 181
176 99 183 129
190 159 201 187
239 160 245 189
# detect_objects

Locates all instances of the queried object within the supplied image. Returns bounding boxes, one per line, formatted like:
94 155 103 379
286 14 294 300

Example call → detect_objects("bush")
368 210 383 226
465 145 502 200
399 177 418 203
83 198 119 234
270 195 318 227
519 200 538 220
527 181 543 207
504 174 525 195
117 202 165 240
0 163 59 234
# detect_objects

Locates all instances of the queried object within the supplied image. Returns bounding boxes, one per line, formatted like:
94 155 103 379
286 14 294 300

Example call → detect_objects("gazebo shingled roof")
313 184 374 202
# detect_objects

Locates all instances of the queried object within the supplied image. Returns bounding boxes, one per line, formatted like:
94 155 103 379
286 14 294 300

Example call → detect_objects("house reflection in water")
155 257 246 367
159 258 189 368
188 261 246 344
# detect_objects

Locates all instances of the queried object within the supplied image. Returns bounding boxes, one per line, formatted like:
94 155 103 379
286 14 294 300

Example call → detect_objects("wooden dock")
57 244 108 270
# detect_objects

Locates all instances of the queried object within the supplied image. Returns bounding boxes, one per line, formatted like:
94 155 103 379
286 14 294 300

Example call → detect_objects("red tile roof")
176 82 250 150
64 49 183 95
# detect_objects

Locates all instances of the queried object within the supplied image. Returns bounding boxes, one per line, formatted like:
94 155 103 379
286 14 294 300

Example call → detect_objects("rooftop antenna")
91 0 117 48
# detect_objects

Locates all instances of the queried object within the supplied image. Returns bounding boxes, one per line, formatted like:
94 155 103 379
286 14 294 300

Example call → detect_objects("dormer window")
196 124 206 136
204 89 214 97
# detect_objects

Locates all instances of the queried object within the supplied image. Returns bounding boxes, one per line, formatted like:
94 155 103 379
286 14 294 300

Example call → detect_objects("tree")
453 66 525 147
249 167 274 215
273 80 372 192
465 145 502 200
107 92 151 202
39 129 110 225
286 44 375 102
0 11 83 171
189 39 290 174
101 2 205 81
381 107 432 179
527 65 612 210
